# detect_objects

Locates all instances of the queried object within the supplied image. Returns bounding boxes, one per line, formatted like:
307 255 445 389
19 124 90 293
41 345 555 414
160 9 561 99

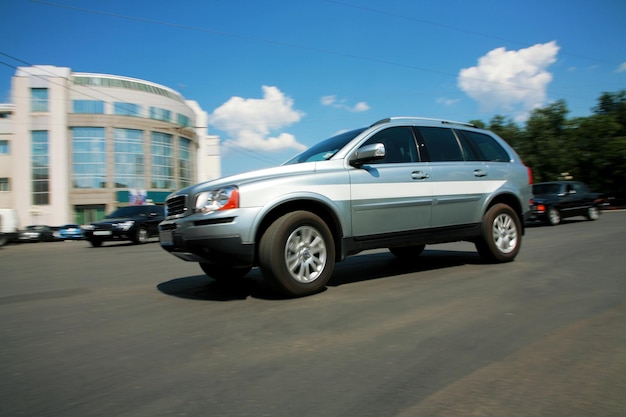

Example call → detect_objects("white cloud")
209 86 306 152
321 95 336 106
436 97 461 106
458 41 560 120
352 101 370 112
321 95 370 112
617 62 626 73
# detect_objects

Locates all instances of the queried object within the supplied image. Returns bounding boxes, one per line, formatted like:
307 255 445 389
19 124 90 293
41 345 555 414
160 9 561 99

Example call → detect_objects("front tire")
475 203 522 263
259 211 335 297
132 227 148 244
89 239 103 247
586 206 600 221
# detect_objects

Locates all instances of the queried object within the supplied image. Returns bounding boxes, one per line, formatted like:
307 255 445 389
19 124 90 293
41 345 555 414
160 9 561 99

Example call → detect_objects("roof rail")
370 117 477 128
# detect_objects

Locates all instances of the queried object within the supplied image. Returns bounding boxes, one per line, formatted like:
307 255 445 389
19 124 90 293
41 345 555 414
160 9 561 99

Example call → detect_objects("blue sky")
1 0 625 177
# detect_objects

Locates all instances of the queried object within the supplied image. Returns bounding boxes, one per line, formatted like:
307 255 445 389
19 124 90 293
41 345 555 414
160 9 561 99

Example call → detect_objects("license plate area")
159 230 173 245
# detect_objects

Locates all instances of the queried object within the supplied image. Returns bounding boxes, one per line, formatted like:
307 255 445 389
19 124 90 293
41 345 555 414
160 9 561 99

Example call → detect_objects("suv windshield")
283 128 366 165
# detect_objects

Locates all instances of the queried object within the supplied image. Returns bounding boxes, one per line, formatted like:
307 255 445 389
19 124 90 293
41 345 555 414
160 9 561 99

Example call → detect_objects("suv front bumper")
159 216 256 267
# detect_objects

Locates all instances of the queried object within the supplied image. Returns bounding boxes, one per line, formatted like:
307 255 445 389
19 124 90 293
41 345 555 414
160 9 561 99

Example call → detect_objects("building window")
73 76 183 102
151 132 173 189
149 106 171 122
72 127 106 189
177 113 190 127
114 128 145 189
114 102 141 117
31 88 48 112
179 138 192 188
0 140 9 154
0 178 9 192
74 204 106 225
72 100 104 114
32 131 49 205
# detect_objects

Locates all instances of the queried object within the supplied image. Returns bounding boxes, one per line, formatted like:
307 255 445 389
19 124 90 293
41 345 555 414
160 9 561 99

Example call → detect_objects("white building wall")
48 72 71 225
187 100 220 183
11 74 32 225
11 66 72 225
0 104 14 208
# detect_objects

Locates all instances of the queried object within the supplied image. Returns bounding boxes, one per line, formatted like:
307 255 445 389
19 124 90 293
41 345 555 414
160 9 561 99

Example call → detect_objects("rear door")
349 126 432 237
416 127 509 228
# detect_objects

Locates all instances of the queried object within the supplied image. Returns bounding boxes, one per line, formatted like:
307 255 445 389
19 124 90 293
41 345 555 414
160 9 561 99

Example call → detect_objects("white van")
0 208 19 246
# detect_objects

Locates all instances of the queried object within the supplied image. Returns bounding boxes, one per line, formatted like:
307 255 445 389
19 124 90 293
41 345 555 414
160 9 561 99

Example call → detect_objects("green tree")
523 100 571 182
487 115 523 152
467 91 626 203
568 114 622 190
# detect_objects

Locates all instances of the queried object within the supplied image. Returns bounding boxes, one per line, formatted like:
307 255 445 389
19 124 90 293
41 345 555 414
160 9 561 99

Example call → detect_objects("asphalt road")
1 212 625 417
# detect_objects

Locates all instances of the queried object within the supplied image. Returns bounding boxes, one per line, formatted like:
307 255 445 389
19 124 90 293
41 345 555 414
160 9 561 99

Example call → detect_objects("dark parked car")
531 181 604 225
83 205 165 247
17 225 57 242
57 224 84 240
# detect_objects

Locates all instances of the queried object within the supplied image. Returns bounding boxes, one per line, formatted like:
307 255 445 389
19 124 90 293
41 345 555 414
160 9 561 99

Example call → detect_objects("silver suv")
159 117 533 296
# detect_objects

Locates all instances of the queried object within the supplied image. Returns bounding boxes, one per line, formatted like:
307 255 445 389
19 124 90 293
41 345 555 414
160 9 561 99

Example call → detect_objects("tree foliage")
474 90 626 205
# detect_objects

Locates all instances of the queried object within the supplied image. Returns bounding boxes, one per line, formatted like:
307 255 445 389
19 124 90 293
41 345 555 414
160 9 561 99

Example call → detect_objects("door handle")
412 171 430 179
473 169 487 177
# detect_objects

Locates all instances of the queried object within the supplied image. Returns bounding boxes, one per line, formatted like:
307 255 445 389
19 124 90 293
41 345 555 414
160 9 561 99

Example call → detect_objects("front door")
349 126 432 237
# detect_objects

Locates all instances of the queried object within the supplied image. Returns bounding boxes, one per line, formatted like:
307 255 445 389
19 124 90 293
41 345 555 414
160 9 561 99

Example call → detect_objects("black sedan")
531 181 605 225
17 225 58 242
82 205 165 247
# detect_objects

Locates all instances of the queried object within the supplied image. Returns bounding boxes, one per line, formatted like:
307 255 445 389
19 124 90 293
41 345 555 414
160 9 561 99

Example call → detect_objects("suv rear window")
459 131 511 162
417 127 464 162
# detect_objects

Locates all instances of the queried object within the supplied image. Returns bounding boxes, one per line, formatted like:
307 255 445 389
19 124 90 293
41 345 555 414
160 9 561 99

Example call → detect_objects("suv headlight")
114 220 135 231
195 186 239 214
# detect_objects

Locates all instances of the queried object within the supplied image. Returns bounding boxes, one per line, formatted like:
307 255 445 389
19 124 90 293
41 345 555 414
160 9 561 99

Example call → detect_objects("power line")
322 0 621 67
28 0 600 103
1 52 295 170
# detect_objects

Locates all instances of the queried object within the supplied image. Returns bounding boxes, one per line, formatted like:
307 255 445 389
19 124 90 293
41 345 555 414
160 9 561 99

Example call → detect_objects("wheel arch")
485 192 525 233
253 198 345 264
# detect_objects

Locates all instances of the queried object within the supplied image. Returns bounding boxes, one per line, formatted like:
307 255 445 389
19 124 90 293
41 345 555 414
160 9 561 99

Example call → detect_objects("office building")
0 65 220 226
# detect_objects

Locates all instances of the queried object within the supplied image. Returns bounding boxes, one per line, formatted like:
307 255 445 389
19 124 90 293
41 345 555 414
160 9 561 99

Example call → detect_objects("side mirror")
350 143 385 167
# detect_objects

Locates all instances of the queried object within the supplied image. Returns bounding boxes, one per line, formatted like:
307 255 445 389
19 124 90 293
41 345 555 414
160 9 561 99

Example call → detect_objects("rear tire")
475 203 521 263
259 211 335 297
547 207 561 225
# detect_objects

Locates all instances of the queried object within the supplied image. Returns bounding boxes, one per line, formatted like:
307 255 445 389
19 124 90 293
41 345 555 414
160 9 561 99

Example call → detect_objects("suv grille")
166 195 188 217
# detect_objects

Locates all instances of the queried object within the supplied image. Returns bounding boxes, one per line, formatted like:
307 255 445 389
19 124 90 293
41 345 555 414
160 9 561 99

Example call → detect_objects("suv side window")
362 126 419 164
459 131 510 162
415 127 463 162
